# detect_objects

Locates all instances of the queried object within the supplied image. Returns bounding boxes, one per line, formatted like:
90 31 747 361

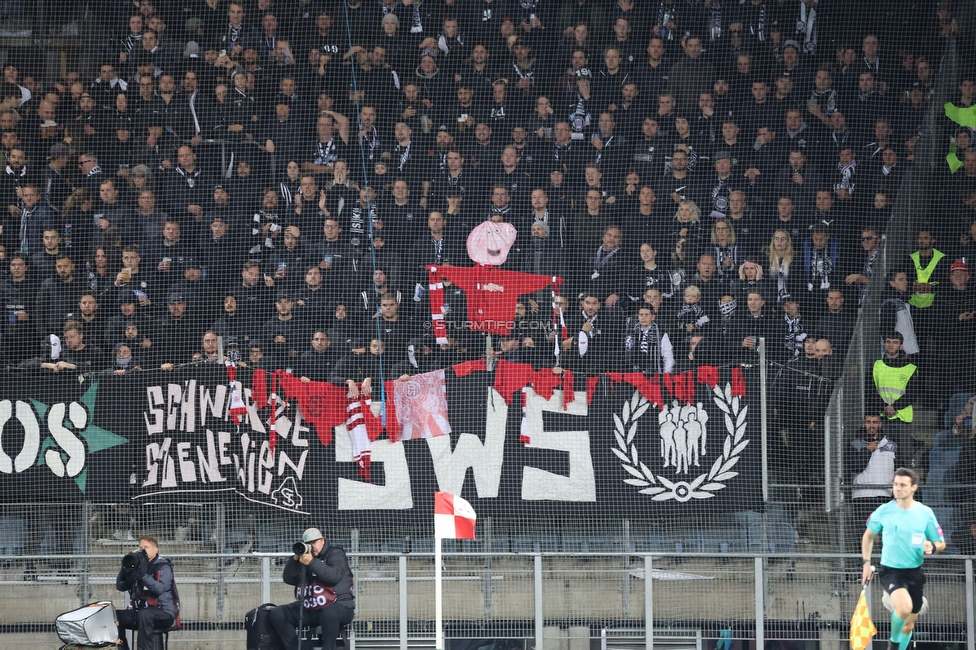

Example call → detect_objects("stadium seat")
943 392 975 428
925 430 964 505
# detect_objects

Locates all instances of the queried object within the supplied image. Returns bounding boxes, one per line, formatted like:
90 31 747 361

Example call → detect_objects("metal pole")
435 537 443 650
754 557 764 650
399 555 408 650
79 502 92 605
644 555 653 650
535 554 544 650
966 558 974 650
758 337 769 503
215 502 226 619
483 517 493 618
824 411 832 513
261 556 271 605
622 519 631 617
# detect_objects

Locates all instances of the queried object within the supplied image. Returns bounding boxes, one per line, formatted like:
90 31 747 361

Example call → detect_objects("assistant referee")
861 467 945 650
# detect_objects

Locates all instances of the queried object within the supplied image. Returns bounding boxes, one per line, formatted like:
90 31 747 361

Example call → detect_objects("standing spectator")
35 255 84 335
846 414 905 557
813 289 856 360
298 330 340 382
1 253 38 362
10 185 55 256
667 36 716 113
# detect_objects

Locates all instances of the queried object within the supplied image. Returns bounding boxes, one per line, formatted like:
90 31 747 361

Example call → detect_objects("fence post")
79 502 92 605
261 555 271 605
483 516 493 619
622 519 631 617
399 554 408 650
534 554 543 650
645 555 653 650
215 502 226 619
754 556 764 650
966 558 974 650
758 338 769 504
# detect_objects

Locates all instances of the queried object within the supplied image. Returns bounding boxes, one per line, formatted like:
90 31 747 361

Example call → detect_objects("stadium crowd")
0 0 970 409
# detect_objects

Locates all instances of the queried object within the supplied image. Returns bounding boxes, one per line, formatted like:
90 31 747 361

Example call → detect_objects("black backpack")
245 603 284 650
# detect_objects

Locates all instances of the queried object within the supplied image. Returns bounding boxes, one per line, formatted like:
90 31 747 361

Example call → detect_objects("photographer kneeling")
115 537 180 650
269 528 355 650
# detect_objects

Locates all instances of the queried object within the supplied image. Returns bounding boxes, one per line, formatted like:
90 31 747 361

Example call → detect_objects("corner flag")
433 492 477 540
850 588 877 650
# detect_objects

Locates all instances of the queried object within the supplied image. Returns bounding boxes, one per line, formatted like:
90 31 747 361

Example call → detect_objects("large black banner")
0 364 761 523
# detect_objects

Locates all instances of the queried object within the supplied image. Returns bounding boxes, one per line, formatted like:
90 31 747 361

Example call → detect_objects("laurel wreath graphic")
612 383 748 502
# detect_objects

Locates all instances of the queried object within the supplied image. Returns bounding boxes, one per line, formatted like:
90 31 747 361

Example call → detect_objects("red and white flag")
225 360 248 424
393 369 451 441
434 492 476 540
345 391 372 481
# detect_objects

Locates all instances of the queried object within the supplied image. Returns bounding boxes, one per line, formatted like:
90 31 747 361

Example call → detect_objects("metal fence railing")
0 551 973 650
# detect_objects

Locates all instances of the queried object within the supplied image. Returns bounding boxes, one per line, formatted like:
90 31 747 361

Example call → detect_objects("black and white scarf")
783 313 805 356
395 141 412 173
175 166 201 188
835 159 856 194
315 139 337 166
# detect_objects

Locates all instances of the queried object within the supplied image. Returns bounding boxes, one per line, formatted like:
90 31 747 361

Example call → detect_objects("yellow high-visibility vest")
873 359 917 423
908 250 944 309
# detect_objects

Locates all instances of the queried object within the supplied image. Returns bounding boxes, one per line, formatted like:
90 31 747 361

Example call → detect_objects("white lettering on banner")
144 382 262 435
0 400 40 474
426 389 507 497
145 386 164 434
200 384 228 423
520 389 596 501
336 428 413 509
142 417 309 503
45 402 87 479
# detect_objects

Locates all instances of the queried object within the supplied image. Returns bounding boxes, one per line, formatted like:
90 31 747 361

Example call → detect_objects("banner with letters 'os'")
0 363 760 524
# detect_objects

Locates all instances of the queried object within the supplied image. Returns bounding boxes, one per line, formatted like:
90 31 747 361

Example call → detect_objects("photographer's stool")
132 629 168 650
299 623 349 649
152 630 169 650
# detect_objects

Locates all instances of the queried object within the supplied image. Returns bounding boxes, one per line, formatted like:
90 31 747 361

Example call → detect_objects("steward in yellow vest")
908 230 946 310
871 332 920 423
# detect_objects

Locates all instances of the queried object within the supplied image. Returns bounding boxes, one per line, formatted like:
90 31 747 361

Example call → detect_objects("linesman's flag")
433 492 477 540
849 588 877 650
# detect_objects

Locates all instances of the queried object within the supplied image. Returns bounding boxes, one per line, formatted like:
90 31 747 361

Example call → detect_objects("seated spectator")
40 321 106 373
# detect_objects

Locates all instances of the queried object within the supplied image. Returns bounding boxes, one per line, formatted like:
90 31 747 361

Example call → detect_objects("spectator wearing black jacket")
298 330 341 382
35 255 84 336
40 321 106 373
1 253 38 362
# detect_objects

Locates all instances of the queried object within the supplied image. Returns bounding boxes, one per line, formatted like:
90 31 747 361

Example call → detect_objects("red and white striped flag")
225 360 248 424
434 492 477 540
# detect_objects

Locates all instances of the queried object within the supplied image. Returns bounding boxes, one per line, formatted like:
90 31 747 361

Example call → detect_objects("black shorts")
878 565 926 613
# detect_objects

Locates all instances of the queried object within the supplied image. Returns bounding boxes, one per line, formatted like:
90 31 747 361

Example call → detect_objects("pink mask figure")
467 221 518 265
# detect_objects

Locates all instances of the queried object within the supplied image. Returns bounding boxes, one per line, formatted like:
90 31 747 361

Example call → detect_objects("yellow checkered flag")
850 587 877 650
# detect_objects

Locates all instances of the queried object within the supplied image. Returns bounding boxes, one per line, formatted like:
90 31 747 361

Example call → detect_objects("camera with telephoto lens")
121 548 149 582
293 541 312 556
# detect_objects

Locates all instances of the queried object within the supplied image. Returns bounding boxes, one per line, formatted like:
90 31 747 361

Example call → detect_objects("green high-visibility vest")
873 359 917 423
908 249 944 309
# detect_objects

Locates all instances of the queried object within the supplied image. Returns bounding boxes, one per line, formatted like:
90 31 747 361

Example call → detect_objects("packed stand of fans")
0 0 968 429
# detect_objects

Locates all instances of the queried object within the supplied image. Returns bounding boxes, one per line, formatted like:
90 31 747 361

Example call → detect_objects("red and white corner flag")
433 492 477 540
